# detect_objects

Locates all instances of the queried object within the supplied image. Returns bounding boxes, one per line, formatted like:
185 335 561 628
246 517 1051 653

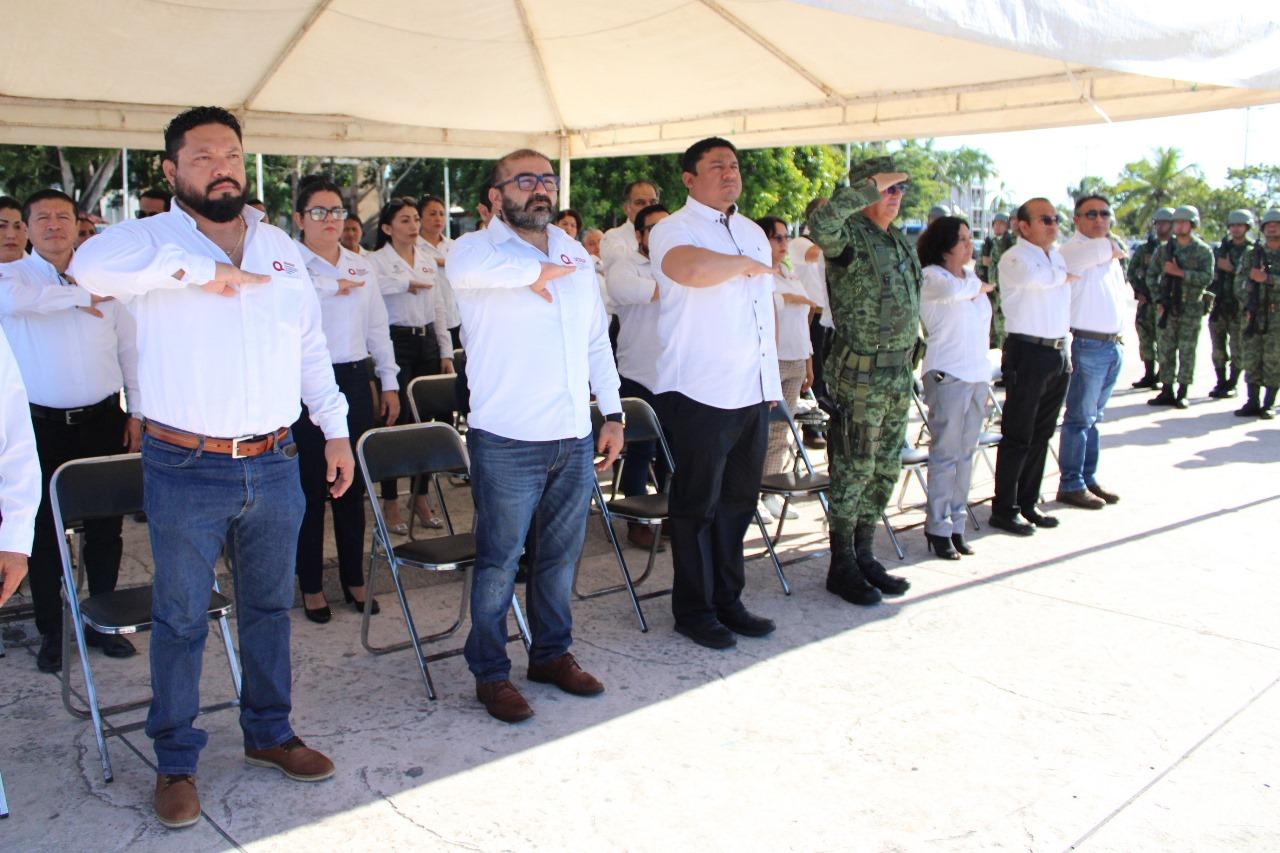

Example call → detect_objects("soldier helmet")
1261 208 1280 226
1226 209 1256 227
1153 207 1175 223
1172 205 1200 226
992 212 1009 223
927 204 950 220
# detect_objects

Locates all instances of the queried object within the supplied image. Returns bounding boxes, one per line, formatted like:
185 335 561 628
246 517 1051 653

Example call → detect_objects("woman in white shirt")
917 216 994 559
757 216 817 521
367 198 454 532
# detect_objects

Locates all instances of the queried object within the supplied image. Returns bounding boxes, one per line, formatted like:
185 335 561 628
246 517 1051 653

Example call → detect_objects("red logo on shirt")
272 261 284 271
271 260 299 275
560 253 572 264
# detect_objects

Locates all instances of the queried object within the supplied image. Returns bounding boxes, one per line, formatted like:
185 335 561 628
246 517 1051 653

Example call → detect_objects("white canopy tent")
3 1 1278 166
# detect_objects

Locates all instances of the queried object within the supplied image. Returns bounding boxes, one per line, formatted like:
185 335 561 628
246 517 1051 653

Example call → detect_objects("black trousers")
294 361 376 595
617 376 670 498
381 324 441 500
806 317 832 434
28 399 127 636
655 392 768 626
993 337 1070 516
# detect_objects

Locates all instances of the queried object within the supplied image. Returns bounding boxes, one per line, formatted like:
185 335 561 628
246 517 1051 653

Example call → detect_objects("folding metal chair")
50 454 240 784
406 374 467 536
357 422 530 699
0 766 7 818
755 402 830 595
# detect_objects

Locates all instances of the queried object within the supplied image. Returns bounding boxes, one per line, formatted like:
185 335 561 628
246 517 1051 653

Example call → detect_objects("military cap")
1261 209 1280 226
1172 205 1200 225
992 212 1009 223
848 156 907 188
927 204 951 221
1226 209 1256 227
1153 207 1175 222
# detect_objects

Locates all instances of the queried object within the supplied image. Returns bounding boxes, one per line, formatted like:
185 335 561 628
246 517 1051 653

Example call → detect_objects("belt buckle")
230 435 253 459
64 407 85 425
1053 338 1064 350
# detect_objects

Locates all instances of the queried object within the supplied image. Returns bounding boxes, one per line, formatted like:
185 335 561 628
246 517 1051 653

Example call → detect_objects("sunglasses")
304 206 349 222
494 172 560 192
883 182 909 196
1031 214 1060 226
1079 209 1112 221
768 233 788 243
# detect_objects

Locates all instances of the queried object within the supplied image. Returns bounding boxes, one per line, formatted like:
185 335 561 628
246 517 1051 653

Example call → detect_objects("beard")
501 192 554 231
174 174 247 223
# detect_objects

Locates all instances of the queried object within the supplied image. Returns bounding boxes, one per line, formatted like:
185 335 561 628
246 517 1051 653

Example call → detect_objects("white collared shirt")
417 234 461 329
594 256 615 317
648 197 783 408
605 250 662 392
367 242 453 357
0 327 40 555
0 250 140 410
788 235 833 329
67 205 348 439
600 220 637 272
1059 233 1129 336
997 239 1072 339
446 217 620 441
296 241 399 390
920 264 993 383
772 267 814 362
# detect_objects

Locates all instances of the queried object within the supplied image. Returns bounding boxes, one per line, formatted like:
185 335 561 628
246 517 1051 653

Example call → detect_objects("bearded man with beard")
69 106 354 829
445 149 623 724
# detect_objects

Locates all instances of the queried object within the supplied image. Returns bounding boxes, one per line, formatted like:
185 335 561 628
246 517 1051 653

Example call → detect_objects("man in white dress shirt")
1056 195 1128 510
70 107 353 829
599 180 661 272
447 149 623 724
0 327 40 608
991 198 1075 536
0 196 29 263
648 137 783 650
0 189 142 672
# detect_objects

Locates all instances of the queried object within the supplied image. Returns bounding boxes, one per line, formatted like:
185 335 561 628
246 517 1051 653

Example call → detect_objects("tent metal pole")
443 158 452 238
121 148 130 220
559 137 571 209
256 153 265 203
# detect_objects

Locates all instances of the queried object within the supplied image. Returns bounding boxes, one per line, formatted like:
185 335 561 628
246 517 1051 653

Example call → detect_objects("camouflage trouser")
1243 321 1280 388
988 289 1006 349
1157 310 1204 386
1135 302 1159 365
1209 311 1244 373
826 366 912 534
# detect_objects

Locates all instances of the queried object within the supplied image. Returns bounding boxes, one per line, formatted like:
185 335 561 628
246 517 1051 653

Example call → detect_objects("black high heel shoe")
343 588 381 615
950 533 974 556
304 602 332 624
924 532 960 560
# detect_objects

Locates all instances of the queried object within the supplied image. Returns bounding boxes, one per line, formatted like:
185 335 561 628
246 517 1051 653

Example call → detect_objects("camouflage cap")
1226 209 1256 226
1153 207 1175 223
1172 205 1200 225
1261 208 1280 226
849 155 907 187
992 212 1010 223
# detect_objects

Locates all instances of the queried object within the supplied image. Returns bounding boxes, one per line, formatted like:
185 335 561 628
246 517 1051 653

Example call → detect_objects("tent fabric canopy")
2 1 1278 159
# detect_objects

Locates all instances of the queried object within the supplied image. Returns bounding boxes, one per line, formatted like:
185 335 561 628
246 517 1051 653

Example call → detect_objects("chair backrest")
50 454 144 530
357 422 468 485
590 398 676 472
407 374 458 424
767 401 818 476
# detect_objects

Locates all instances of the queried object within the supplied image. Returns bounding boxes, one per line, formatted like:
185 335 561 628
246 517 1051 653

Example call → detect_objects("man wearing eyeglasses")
807 155 919 606
990 198 1074 536
1054 194 1128 511
137 188 171 218
447 149 622 722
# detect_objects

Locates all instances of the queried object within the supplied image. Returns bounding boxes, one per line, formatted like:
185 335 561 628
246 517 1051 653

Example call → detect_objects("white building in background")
947 182 991 235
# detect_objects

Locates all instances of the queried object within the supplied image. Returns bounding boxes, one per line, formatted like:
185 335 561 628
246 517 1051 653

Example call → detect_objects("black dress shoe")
1022 510 1059 528
989 513 1036 536
36 632 61 673
674 621 737 650
304 605 332 624
343 588 381 615
86 629 137 658
950 533 974 555
717 607 775 638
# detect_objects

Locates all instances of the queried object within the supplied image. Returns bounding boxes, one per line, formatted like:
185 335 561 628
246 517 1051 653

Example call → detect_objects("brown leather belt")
144 421 289 458
1071 328 1123 344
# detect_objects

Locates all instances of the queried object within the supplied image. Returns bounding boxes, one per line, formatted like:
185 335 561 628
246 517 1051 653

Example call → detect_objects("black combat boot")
1207 367 1229 398
1132 361 1158 389
1148 384 1177 406
825 531 881 606
1261 387 1278 420
853 522 909 596
1225 366 1242 396
1173 384 1190 409
1235 384 1263 417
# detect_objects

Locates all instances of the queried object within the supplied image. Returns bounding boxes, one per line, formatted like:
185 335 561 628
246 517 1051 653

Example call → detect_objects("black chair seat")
760 471 830 494
977 430 1002 446
393 533 476 569
78 586 231 634
605 493 668 521
901 447 929 467
793 409 828 427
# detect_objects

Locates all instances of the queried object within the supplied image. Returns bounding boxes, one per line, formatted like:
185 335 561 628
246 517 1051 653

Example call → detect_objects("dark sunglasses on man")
1080 209 1112 221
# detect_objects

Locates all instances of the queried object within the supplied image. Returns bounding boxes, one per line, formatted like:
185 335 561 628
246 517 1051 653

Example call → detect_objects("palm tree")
1113 147 1201 237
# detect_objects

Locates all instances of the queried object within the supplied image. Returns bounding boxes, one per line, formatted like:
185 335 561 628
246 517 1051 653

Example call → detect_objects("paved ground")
1 321 1277 851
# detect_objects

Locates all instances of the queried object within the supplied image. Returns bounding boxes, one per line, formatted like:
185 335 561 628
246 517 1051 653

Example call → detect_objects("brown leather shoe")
1056 489 1106 510
626 523 657 550
244 736 335 781
527 652 604 696
476 679 534 723
154 774 200 829
1086 483 1120 504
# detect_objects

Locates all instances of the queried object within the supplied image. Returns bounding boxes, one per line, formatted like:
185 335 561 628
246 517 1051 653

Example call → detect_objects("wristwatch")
604 412 624 424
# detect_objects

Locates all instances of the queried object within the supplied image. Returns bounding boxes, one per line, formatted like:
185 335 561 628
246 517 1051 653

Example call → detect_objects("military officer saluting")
1128 208 1174 389
1147 205 1215 409
1207 209 1256 399
1235 208 1280 419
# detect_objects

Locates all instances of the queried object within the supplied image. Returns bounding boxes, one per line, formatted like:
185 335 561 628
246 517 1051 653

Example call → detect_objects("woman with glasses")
367 197 454 534
291 176 398 621
916 216 993 559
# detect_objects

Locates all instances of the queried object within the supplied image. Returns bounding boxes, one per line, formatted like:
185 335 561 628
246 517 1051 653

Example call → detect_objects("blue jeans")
142 432 306 775
464 428 593 683
1058 338 1123 494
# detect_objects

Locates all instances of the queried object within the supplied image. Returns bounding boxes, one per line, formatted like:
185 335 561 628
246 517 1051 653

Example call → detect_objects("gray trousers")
922 371 989 536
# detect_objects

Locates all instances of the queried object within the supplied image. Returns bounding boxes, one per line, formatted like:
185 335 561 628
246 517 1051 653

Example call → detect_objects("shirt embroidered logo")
271 260 300 276
560 253 572 264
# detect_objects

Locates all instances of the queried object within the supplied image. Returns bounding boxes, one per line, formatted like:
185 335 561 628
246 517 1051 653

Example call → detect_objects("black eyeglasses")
768 233 788 243
1033 214 1061 226
305 206 349 221
494 173 560 192
883 182 909 196
1080 209 1112 221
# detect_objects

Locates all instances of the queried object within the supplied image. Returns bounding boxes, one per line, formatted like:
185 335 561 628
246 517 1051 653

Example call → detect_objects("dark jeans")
381 324 441 500
294 361 375 595
142 432 305 775
617 376 670 498
464 428 593 683
655 392 768 627
28 399 127 637
993 337 1070 517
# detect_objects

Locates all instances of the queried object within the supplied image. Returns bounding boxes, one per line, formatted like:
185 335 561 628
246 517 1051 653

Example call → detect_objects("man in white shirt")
70 107 353 829
0 327 40 608
417 194 461 348
447 149 623 724
648 137 783 650
0 189 142 673
0 196 28 263
599 180 661 272
1056 195 1128 510
991 198 1075 536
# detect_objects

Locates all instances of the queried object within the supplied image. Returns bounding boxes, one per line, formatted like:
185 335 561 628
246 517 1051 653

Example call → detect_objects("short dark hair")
22 189 76 222
417 195 445 216
295 175 344 214
1073 193 1110 213
916 215 970 268
681 137 738 175
1016 198 1053 223
77 214 95 224
624 180 659 202
554 208 583 234
755 215 787 240
139 187 172 208
488 148 552 190
476 187 492 212
247 198 264 207
634 203 670 235
375 197 418 249
0 195 21 215
163 106 243 164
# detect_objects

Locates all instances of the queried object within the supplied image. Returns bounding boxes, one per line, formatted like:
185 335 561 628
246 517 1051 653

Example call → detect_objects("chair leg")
389 563 436 700
966 503 981 531
882 512 905 560
64 599 113 783
211 572 242 701
0 765 8 818
510 594 533 652
896 470 913 511
591 508 649 632
755 510 791 595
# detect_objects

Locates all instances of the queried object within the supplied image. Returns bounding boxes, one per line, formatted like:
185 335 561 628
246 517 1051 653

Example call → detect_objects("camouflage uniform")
1207 232 1254 393
1127 235 1162 380
1146 229 1214 392
985 228 1016 349
1235 221 1280 417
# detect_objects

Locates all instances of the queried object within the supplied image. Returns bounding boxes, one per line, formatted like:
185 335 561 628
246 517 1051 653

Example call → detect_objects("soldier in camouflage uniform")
1128 208 1174 388
807 156 920 607
1206 209 1256 398
977 212 1009 348
1147 205 1215 409
987 215 1018 356
1234 208 1280 419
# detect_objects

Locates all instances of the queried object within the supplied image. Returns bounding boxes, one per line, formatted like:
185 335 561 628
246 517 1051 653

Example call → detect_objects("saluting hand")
336 278 364 296
75 293 114 319
596 421 624 472
324 437 356 499
408 279 433 293
200 262 271 297
532 262 574 303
